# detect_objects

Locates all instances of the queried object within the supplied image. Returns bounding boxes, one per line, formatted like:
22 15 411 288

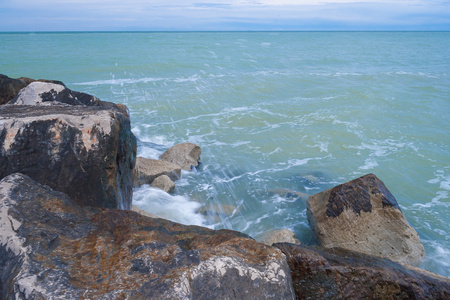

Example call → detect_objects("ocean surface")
1 31 449 277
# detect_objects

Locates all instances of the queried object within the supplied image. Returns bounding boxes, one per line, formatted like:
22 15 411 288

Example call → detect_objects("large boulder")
159 142 201 171
275 243 450 300
307 173 425 265
0 74 65 105
0 173 295 299
133 156 181 187
0 95 136 209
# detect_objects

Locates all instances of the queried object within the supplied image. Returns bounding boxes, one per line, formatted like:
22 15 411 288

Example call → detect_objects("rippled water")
1 31 449 277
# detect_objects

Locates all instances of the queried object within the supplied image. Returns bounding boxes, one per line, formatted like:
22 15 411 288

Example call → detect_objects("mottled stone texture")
133 156 181 187
159 142 201 171
275 243 450 300
0 174 295 299
0 74 65 105
307 174 425 266
0 99 136 209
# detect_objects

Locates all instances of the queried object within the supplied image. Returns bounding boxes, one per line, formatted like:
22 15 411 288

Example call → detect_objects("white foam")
133 186 205 226
359 157 379 170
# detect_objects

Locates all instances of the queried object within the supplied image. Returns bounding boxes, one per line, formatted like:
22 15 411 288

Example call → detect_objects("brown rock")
159 142 201 171
307 173 425 265
0 173 295 299
275 243 450 300
259 229 301 246
151 175 176 193
133 156 181 187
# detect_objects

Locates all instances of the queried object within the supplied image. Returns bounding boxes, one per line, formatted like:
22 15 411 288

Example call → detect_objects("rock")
0 173 295 299
151 175 176 193
0 74 30 105
271 188 309 200
10 81 103 107
307 173 425 265
0 74 65 105
275 243 450 300
0 104 136 209
159 142 201 171
259 229 300 246
133 156 181 187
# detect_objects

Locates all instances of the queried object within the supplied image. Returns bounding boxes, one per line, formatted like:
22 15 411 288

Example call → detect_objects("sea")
1 31 449 277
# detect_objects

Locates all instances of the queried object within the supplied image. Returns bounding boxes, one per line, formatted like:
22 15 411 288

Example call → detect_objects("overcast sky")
0 0 449 31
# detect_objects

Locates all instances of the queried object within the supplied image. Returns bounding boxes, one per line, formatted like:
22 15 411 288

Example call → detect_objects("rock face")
307 173 425 265
275 243 450 300
259 229 300 246
0 85 136 209
133 156 181 187
0 173 295 299
159 142 201 171
0 74 65 105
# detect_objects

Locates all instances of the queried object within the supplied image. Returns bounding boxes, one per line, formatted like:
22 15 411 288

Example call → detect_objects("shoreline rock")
275 242 449 300
133 156 181 188
0 173 295 299
0 74 65 105
1 74 448 299
307 173 426 266
159 142 201 171
0 82 136 209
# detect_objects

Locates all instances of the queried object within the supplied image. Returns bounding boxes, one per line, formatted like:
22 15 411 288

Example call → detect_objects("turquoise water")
1 31 449 277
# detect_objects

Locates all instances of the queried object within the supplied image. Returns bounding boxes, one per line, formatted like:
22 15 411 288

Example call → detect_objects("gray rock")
259 229 300 246
0 74 65 105
307 173 425 265
133 156 181 187
0 104 136 209
159 142 201 171
0 173 295 299
10 81 102 106
151 175 176 193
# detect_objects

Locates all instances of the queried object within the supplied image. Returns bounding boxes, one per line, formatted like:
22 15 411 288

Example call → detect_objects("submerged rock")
133 156 181 187
159 142 201 171
259 229 301 246
0 89 136 209
275 243 450 300
0 173 295 299
307 173 425 265
197 204 238 224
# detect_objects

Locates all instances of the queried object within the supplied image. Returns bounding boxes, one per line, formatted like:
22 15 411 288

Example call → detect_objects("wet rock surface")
275 243 450 300
307 174 425 265
0 173 295 299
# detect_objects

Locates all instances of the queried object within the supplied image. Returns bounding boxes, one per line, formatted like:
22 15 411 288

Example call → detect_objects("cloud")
0 0 449 31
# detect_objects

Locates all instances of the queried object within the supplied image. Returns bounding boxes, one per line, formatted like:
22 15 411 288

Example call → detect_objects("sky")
0 0 449 31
